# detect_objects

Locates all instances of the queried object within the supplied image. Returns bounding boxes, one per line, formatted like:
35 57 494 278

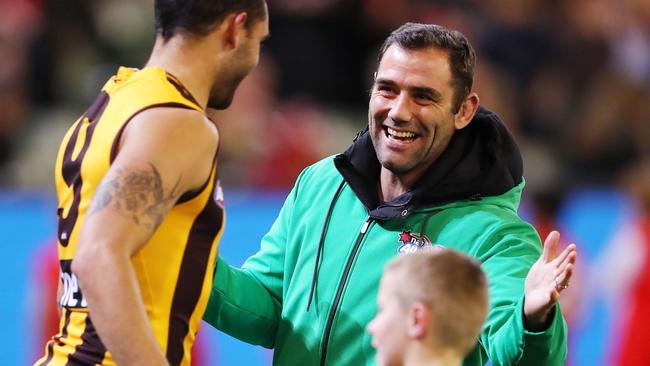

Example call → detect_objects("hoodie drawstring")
419 209 442 236
307 180 345 312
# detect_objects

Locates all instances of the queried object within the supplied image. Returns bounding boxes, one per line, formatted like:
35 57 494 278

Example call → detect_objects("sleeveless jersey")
35 67 224 366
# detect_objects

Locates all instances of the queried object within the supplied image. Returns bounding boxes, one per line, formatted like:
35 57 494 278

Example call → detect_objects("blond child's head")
368 249 489 366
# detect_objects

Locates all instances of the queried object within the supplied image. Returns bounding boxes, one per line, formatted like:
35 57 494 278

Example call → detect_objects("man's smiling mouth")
385 127 416 141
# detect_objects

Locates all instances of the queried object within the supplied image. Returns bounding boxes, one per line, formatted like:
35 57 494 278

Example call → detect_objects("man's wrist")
523 306 555 332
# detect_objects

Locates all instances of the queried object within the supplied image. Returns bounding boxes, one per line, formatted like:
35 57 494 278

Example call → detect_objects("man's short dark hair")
155 0 267 41
378 23 475 113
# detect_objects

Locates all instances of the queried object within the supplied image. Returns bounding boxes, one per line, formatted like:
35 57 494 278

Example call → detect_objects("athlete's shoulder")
130 107 216 142
104 66 203 112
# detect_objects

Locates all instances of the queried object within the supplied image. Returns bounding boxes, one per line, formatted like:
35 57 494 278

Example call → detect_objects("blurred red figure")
615 218 650 366
249 100 327 188
614 162 650 366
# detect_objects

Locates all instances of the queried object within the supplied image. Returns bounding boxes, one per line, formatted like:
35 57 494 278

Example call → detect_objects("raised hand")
523 231 577 329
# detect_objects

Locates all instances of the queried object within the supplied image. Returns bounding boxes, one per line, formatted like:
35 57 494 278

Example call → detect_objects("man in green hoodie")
204 23 576 365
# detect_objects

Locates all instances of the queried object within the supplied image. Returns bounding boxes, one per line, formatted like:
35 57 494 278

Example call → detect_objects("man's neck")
145 36 217 110
379 167 421 202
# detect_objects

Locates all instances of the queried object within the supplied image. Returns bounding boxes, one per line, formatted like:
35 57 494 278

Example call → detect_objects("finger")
552 244 576 268
567 244 577 264
542 231 560 262
554 255 574 281
561 264 575 286
546 280 561 302
554 264 574 292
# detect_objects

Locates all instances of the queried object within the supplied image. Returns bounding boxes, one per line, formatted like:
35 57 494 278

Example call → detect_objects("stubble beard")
207 80 237 110
207 56 251 110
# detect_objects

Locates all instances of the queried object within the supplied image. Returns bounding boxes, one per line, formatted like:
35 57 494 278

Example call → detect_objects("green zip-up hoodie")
204 107 567 365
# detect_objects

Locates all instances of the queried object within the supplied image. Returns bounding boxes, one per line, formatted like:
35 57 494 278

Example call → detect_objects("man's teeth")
387 127 415 139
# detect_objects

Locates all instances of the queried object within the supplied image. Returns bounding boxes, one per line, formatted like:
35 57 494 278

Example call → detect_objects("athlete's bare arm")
56 279 63 318
71 107 218 366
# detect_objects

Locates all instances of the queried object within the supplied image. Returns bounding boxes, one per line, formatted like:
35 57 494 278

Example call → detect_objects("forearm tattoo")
89 163 181 233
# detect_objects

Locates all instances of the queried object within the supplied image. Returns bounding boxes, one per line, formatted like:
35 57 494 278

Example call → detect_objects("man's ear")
223 12 248 51
454 92 479 130
407 302 430 340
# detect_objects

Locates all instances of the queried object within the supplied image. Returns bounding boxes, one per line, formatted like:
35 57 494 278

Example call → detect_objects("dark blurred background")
1 0 649 365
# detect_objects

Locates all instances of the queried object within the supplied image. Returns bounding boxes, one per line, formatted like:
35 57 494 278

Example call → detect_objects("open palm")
524 231 577 327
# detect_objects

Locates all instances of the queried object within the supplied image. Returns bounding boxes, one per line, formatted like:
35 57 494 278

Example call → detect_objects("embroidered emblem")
397 230 433 254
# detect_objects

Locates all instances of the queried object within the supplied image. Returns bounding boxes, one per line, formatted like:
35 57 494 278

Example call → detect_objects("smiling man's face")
369 44 462 179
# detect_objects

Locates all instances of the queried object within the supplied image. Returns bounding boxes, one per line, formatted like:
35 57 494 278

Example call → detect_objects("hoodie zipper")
319 216 372 366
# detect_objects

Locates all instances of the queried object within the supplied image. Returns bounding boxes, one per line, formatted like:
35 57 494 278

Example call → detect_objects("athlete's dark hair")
378 23 475 113
155 0 267 41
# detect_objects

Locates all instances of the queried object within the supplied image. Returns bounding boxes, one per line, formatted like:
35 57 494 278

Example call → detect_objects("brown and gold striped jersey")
35 67 224 366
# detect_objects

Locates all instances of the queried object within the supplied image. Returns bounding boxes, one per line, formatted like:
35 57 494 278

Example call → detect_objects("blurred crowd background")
1 0 649 365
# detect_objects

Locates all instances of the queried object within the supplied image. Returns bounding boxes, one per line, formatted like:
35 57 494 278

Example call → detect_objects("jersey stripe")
57 91 110 248
166 74 201 108
177 152 218 205
166 177 223 365
66 315 107 365
35 308 72 366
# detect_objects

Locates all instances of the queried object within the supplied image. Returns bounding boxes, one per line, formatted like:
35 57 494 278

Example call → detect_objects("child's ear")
407 302 430 339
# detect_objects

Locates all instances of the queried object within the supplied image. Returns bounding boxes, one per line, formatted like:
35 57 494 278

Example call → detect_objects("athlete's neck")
145 35 219 110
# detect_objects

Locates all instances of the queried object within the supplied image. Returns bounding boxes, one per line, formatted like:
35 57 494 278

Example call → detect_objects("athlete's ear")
407 302 430 340
223 12 248 51
454 92 479 130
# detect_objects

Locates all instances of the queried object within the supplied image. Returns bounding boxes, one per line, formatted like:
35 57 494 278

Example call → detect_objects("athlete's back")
35 67 223 366
34 1 269 364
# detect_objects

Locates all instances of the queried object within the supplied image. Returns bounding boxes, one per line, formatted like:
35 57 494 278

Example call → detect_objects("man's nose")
387 92 412 123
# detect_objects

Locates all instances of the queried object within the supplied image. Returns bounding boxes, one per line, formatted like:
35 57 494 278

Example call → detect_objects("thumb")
542 231 560 262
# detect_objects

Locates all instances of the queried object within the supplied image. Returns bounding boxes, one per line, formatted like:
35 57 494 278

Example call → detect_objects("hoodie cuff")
517 296 564 352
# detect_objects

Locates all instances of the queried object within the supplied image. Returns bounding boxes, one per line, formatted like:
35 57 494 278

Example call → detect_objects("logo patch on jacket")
397 230 432 254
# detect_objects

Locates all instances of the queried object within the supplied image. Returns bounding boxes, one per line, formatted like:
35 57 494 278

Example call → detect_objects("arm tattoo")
89 163 182 233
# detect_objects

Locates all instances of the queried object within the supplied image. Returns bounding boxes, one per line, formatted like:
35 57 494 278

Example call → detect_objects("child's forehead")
379 271 401 294
383 264 408 283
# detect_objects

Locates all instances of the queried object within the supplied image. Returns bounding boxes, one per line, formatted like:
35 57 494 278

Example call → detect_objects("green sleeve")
202 256 282 348
478 226 568 365
203 175 302 348
517 298 567 364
